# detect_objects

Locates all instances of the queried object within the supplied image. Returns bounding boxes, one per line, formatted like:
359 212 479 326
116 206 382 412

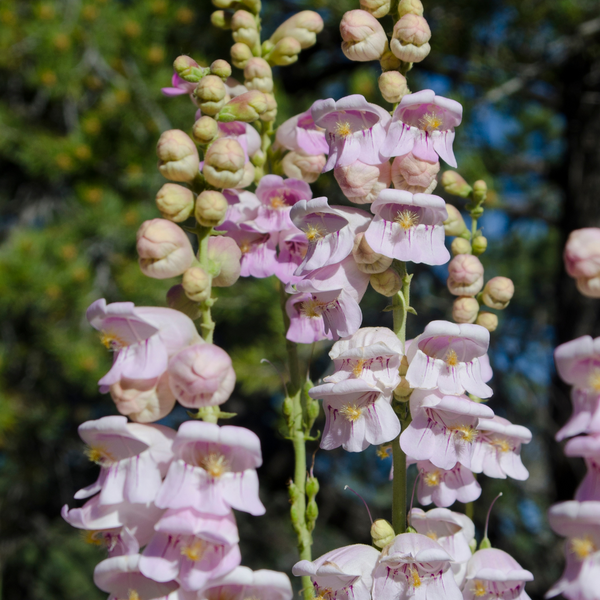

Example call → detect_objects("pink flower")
400 389 494 470
383 90 463 168
406 321 492 398
447 254 485 297
334 160 391 205
293 544 380 600
312 95 391 171
364 189 450 265
219 189 261 226
565 435 600 501
199 566 292 600
463 548 533 600
109 374 176 423
285 292 334 344
155 507 239 545
87 299 201 392
155 421 265 516
75 416 175 506
275 228 309 285
309 379 400 452
162 73 196 97
276 109 329 155
555 335 600 390
556 388 600 441
372 533 462 600
168 343 236 409
216 121 261 163
291 197 371 274
470 416 531 480
547 500 600 600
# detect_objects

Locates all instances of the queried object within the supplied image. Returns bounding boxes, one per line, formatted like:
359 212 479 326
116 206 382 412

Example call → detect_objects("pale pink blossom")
334 160 391 205
155 507 239 545
312 95 391 171
276 109 329 155
364 189 450 265
285 292 334 344
372 533 462 600
463 548 533 600
155 421 265 516
565 435 600 501
218 189 261 226
198 566 292 600
447 254 485 296
293 544 380 600
168 343 236 408
75 416 175 506
555 335 600 390
162 73 196 97
406 320 492 397
391 153 439 193
87 299 201 391
383 90 463 168
556 388 600 441
275 228 309 285
340 10 387 62
470 416 531 480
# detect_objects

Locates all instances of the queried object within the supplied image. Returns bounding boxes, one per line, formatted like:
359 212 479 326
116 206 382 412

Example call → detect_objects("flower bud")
182 266 211 302
334 160 391 204
399 354 409 376
391 14 431 63
269 10 324 50
137 219 195 279
244 57 273 93
398 0 424 17
444 204 468 237
447 254 484 296
353 233 393 274
392 153 439 193
211 10 232 29
210 59 232 79
380 48 402 71
268 36 302 66
393 376 412 400
173 55 206 82
212 0 237 8
441 171 472 198
472 235 488 255
378 71 409 103
360 0 390 19
282 151 326 183
476 311 498 332
167 284 201 320
452 296 479 324
371 519 395 549
251 149 266 168
340 10 387 62
370 268 402 296
193 115 219 144
576 276 600 298
240 0 261 13
482 276 514 310
306 475 320 498
564 228 600 278
235 161 256 188
230 42 253 69
207 236 242 287
168 343 236 408
473 179 488 202
260 93 277 122
195 190 229 227
216 90 268 123
155 183 195 223
203 138 246 188
110 374 176 423
231 10 259 48
451 237 471 256
156 129 200 182
194 75 227 116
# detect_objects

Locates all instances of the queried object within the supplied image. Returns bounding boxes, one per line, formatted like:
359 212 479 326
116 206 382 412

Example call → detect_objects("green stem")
196 224 215 344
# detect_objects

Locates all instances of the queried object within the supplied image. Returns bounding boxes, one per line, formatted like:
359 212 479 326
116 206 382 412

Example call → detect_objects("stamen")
408 565 421 588
451 425 477 443
100 332 127 351
473 580 487 597
303 223 326 242
334 121 353 137
352 359 366 377
81 530 103 546
85 445 116 466
340 404 363 422
570 536 597 560
394 209 420 231
270 196 286 209
239 241 252 254
128 590 140 600
376 445 391 459
181 539 206 562
489 437 512 453
197 452 229 478
589 369 600 391
418 110 444 132
300 298 328 319
444 349 459 367
314 587 334 600
425 531 438 540
423 470 440 487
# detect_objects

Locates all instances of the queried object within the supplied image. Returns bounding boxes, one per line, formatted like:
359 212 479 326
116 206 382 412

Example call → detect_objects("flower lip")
312 95 390 133
548 500 600 536
415 321 489 362
393 89 463 132
465 549 533 583
379 532 453 565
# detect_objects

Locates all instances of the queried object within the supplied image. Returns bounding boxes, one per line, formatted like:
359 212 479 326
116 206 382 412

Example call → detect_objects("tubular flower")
565 435 600 501
199 566 293 600
276 109 329 155
275 228 309 285
285 292 335 344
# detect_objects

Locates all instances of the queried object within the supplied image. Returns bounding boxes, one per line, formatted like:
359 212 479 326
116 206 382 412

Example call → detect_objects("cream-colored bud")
353 233 393 273
476 311 498 332
240 0 261 13
182 267 211 302
392 153 439 193
251 149 266 168
453 296 479 324
282 151 326 183
577 276 600 298
360 0 390 19
334 160 391 204
195 75 227 116
444 204 468 237
217 90 268 123
393 376 412 400
230 42 253 69
441 170 472 198
156 183 195 223
472 235 488 255
269 10 324 50
244 58 273 92
398 0 424 17
211 10 232 29
482 276 514 310
451 237 471 256
234 161 255 189
232 10 259 48
173 55 202 80
473 179 488 202
370 268 402 296
399 355 409 376
268 36 302 66
260 93 277 122
156 129 200 183
340 10 387 62
195 190 228 227
371 519 395 549
207 236 242 287
210 59 232 79
378 71 409 103
447 254 484 296
390 14 431 63
380 47 402 71
193 116 219 144
203 138 246 188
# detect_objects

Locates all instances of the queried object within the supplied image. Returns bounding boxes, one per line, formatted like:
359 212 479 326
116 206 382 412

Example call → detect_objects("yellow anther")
85 445 116 466
570 536 597 560
423 470 440 487
473 580 487 597
82 530 103 546
301 298 329 319
315 587 334 600
303 223 326 242
100 332 127 351
197 452 229 478
270 196 286 209
340 404 363 422
419 110 444 132
444 349 459 367
376 445 391 459
128 590 141 600
334 121 353 137
394 209 420 231
451 425 477 443
589 370 600 391
352 359 366 377
408 565 421 588
489 437 511 453
239 241 252 254
425 531 438 540
181 539 206 562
